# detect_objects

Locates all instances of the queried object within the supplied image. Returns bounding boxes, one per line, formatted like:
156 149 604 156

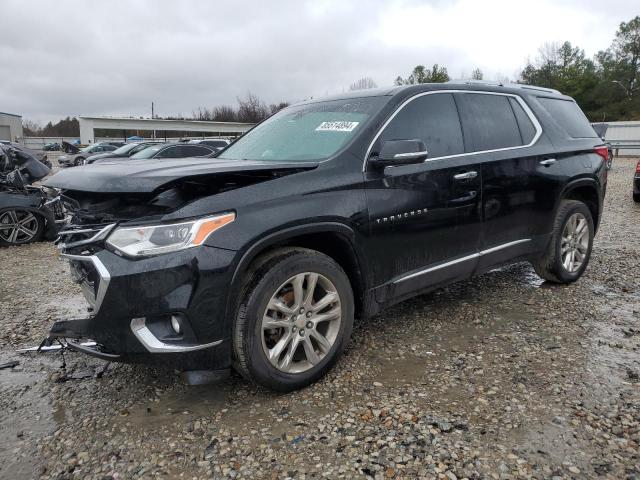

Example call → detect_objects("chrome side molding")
393 238 531 284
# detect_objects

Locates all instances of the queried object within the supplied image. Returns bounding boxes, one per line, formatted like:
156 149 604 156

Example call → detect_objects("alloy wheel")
0 209 39 245
261 272 342 374
560 212 589 273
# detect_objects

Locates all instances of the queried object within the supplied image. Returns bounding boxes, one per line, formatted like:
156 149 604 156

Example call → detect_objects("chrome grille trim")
61 253 111 313
57 223 117 250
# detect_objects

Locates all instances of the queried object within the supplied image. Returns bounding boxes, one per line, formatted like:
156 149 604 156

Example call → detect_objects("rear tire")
0 209 45 247
232 248 354 392
532 200 594 283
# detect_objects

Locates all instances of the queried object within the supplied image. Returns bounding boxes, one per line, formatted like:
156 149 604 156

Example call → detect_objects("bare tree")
349 77 378 91
237 92 269 123
269 102 289 115
192 107 213 121
212 105 238 122
22 119 41 136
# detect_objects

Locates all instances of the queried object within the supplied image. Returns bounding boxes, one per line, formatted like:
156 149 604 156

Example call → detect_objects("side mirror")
368 139 428 170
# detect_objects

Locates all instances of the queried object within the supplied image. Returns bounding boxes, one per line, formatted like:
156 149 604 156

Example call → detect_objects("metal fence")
593 121 640 156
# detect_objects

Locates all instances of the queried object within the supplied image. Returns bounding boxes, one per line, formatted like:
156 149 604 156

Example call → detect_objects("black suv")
44 83 608 391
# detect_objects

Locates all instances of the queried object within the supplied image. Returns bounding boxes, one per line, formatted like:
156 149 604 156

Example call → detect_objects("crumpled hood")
44 157 319 193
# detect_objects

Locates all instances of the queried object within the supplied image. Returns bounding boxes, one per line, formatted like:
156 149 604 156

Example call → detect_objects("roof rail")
447 80 561 95
513 84 562 95
447 79 504 87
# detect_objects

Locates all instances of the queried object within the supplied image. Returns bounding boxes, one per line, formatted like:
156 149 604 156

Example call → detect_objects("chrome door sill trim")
479 238 530 256
130 318 223 353
393 238 531 284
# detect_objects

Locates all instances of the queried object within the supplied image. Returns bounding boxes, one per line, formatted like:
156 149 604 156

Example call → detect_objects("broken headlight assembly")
106 212 235 257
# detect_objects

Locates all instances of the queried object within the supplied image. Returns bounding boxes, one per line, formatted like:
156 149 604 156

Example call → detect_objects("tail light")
594 146 609 162
636 160 640 174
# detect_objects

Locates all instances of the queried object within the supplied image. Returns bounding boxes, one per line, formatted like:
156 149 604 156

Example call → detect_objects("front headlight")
106 213 235 257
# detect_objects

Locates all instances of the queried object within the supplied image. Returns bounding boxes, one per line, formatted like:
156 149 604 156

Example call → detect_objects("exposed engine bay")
60 168 306 226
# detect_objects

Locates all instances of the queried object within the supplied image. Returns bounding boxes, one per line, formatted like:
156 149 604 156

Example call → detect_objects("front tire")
0 209 45 247
232 248 354 392
633 193 640 203
74 157 85 166
532 200 594 283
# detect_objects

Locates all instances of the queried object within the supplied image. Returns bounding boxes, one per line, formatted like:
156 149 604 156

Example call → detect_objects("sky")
0 0 636 124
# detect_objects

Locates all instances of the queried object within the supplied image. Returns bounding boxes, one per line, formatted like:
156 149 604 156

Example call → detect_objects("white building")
0 112 23 142
78 116 254 144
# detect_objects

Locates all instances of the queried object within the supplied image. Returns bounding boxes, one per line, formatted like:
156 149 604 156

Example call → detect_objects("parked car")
84 142 161 165
43 142 61 151
125 142 215 160
190 138 232 150
58 142 124 167
634 160 640 202
0 145 69 247
45 83 608 391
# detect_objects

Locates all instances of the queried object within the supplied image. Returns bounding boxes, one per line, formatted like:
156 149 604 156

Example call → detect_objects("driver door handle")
539 158 557 166
453 171 477 181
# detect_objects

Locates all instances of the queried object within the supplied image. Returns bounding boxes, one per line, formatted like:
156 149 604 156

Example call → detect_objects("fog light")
170 315 182 335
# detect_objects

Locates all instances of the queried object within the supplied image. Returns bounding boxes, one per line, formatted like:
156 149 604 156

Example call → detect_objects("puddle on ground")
368 354 430 387
118 384 227 428
0 354 56 480
587 294 640 395
38 294 89 319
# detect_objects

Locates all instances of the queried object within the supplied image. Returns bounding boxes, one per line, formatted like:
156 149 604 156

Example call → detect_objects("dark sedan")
126 143 215 160
84 142 161 165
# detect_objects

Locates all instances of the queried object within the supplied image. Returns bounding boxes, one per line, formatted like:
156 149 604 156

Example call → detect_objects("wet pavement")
0 158 638 479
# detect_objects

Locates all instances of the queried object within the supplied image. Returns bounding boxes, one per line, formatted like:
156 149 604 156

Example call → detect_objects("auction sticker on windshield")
315 121 360 132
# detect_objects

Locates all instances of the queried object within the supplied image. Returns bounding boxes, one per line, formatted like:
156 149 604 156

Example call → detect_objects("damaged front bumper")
49 241 237 370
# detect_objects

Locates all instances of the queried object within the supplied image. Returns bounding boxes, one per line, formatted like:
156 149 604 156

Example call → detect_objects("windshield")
112 143 142 155
218 97 386 162
130 145 165 159
81 144 99 153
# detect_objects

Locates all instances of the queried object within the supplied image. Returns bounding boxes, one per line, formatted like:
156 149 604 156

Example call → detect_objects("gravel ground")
0 158 639 480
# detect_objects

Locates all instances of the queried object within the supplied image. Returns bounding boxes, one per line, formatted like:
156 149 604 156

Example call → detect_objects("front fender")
229 221 360 286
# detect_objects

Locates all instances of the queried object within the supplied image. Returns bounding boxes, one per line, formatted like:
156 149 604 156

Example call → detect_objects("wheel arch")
560 178 602 232
228 222 368 320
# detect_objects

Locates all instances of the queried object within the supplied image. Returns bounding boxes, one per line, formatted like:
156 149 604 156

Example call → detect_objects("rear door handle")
450 190 477 203
539 158 557 166
453 171 478 181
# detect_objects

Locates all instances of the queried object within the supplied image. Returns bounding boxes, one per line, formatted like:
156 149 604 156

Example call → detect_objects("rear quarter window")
537 97 597 138
508 97 537 144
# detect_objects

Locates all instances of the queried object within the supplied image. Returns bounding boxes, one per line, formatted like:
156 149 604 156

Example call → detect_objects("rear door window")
537 97 597 138
375 93 464 159
181 145 212 157
156 146 180 158
457 93 522 151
